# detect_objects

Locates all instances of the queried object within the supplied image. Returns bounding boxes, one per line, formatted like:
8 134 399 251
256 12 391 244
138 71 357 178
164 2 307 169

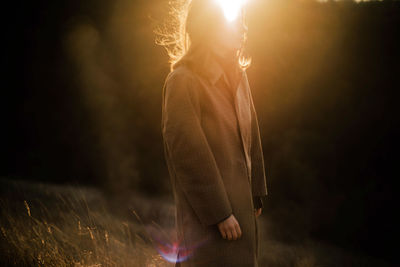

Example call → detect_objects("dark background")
2 0 399 264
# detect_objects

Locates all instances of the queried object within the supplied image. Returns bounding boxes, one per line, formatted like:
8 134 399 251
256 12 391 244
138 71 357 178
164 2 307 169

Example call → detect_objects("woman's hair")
154 0 251 73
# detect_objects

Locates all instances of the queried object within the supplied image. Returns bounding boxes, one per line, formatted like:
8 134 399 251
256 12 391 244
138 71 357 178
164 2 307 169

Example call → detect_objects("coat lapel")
197 51 253 183
234 70 252 183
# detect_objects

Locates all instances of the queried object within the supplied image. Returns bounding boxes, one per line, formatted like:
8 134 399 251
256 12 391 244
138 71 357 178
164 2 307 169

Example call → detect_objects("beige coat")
161 51 268 266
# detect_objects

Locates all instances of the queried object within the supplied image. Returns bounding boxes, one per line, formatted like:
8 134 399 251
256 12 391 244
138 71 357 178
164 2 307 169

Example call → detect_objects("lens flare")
214 0 247 22
144 224 211 263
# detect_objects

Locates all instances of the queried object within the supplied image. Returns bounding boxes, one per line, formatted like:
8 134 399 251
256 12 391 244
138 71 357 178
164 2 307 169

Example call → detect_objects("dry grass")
0 178 394 267
0 179 175 267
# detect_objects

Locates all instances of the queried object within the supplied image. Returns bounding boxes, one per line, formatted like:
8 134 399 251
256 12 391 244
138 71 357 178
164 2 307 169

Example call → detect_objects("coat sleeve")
253 196 264 209
248 85 268 198
162 71 233 226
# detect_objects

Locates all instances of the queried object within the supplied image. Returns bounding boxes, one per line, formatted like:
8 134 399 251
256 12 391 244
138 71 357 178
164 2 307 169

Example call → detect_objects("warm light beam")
214 0 247 22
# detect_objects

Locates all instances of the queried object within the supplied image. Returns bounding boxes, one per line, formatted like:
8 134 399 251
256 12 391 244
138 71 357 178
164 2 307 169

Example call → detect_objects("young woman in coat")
158 0 268 266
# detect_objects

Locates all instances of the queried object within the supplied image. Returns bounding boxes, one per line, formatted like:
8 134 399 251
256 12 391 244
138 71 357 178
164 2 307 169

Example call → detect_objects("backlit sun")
214 0 248 22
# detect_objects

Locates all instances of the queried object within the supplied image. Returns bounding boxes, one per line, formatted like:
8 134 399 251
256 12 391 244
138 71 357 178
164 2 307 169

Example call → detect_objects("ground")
0 178 393 267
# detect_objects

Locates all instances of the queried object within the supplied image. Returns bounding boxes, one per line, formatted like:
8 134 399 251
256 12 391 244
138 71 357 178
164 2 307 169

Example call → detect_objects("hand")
217 214 242 241
254 208 262 218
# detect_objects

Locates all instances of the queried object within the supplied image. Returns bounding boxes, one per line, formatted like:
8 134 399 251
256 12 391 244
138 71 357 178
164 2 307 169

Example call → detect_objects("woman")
157 0 268 266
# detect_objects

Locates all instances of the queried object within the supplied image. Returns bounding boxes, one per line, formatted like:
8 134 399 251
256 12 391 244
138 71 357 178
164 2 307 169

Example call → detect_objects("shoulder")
164 65 201 99
165 65 197 87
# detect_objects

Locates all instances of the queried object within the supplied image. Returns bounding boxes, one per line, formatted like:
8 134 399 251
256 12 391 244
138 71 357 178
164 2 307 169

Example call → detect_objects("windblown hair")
154 0 252 73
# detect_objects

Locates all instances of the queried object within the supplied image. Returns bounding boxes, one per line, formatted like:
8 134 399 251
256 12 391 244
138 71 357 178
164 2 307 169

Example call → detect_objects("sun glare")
214 0 248 22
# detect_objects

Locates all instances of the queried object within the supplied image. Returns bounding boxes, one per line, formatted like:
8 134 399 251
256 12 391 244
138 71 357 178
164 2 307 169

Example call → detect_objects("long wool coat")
161 51 268 266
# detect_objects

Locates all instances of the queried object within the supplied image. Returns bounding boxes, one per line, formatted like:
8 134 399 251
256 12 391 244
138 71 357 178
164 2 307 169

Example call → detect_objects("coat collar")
198 49 243 90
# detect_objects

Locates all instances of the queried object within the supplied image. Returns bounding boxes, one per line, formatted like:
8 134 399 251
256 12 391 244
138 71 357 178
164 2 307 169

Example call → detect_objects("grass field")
0 178 393 267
